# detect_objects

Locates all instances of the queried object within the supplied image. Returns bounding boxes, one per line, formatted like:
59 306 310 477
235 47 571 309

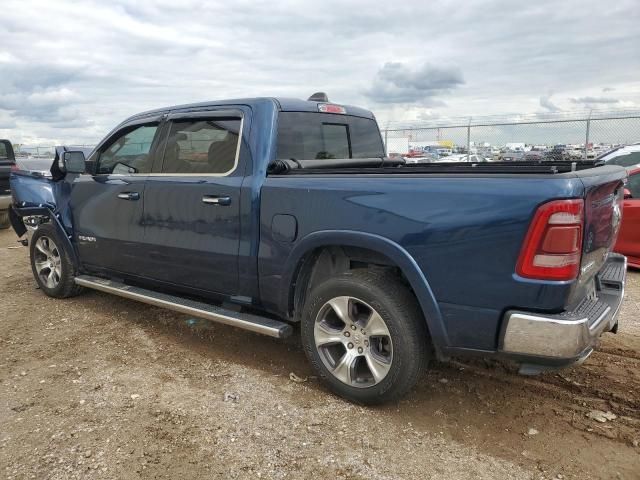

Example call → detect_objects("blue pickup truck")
8 95 628 404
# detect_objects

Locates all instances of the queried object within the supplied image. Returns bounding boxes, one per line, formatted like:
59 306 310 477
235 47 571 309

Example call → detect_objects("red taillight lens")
318 103 346 114
10 164 18 172
516 199 584 281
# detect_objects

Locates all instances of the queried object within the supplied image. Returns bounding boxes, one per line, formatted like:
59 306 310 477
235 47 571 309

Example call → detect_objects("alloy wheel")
33 236 62 289
314 296 393 388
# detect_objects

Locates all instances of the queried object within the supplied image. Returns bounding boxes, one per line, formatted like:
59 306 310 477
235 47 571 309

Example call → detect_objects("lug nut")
364 340 369 346
344 331 350 337
357 347 363 354
350 325 357 331
347 342 354 349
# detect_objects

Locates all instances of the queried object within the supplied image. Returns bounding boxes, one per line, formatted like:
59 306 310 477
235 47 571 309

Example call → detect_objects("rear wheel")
30 223 83 298
301 270 430 404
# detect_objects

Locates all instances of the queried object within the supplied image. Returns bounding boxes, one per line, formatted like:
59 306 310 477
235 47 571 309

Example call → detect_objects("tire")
301 269 430 405
29 223 84 298
0 210 9 229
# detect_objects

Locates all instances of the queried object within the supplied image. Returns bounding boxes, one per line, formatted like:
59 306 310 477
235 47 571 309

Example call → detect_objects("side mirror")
624 188 632 200
62 151 86 174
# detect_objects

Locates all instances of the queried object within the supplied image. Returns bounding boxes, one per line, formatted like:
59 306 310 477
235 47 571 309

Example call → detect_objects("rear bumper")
499 253 626 368
0 194 11 210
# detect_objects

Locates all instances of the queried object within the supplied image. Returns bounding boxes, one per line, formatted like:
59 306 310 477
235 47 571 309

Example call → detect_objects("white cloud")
0 0 638 145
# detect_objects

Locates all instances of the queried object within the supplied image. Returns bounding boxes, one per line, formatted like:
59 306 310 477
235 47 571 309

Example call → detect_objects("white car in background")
436 154 489 163
597 143 640 167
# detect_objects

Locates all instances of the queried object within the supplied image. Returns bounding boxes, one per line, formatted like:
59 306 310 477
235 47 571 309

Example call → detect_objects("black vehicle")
0 140 16 229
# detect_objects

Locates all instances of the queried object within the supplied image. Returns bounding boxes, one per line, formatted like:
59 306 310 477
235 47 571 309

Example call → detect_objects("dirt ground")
1 227 639 480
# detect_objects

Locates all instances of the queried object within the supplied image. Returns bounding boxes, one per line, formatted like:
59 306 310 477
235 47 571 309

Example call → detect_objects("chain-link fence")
381 109 640 161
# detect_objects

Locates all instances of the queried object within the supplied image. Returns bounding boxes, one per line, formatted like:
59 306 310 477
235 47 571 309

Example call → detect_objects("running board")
74 275 292 338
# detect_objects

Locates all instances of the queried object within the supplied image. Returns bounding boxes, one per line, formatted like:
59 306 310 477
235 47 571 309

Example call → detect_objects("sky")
0 0 639 146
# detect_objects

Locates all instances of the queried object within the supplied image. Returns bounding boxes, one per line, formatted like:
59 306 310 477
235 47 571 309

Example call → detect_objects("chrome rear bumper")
500 254 626 362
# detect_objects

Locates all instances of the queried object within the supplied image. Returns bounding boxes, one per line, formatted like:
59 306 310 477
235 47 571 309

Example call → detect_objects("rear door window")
161 118 241 174
277 112 384 160
97 124 159 174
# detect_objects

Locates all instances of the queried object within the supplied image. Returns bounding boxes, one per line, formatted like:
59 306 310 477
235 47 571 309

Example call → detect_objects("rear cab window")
276 112 384 161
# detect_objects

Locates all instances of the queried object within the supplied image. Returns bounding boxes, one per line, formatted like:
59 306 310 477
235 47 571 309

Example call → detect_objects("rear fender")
280 230 448 352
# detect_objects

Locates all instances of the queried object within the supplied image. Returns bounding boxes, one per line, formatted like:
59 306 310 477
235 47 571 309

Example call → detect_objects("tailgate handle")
202 195 231 206
117 192 140 201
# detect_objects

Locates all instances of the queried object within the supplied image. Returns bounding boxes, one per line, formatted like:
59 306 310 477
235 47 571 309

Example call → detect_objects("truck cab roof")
124 97 376 125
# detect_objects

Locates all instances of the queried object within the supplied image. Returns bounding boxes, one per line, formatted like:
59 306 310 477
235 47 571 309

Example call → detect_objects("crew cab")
8 95 628 404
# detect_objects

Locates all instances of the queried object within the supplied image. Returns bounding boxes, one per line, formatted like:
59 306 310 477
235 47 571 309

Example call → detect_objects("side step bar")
74 275 293 338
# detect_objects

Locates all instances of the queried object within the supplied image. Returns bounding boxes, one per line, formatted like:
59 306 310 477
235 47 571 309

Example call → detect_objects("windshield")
276 112 384 161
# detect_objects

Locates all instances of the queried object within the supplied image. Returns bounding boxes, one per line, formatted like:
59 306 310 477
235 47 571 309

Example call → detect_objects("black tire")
0 210 9 229
301 269 430 405
29 223 84 298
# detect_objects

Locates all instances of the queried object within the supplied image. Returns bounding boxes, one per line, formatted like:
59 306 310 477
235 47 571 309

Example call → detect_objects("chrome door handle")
117 192 140 201
202 195 231 206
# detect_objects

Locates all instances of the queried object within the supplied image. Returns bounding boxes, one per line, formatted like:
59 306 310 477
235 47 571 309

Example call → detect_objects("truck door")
141 110 245 295
69 118 163 274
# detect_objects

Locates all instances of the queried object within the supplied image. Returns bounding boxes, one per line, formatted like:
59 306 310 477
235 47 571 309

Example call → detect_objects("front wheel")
301 270 430 404
29 223 84 298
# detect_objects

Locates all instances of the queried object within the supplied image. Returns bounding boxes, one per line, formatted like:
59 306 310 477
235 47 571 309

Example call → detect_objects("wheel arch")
14 206 80 272
280 230 448 351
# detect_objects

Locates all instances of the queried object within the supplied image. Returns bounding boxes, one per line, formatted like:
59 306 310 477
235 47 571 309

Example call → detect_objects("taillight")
318 103 346 114
11 164 18 171
516 199 584 281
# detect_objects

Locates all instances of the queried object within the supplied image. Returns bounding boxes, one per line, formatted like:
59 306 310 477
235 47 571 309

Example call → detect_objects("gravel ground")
1 227 639 479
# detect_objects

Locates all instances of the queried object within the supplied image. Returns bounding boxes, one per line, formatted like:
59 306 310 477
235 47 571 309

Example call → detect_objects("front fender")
280 230 448 350
10 205 80 273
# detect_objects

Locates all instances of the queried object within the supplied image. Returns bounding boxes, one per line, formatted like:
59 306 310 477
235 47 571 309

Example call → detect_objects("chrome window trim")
152 114 244 178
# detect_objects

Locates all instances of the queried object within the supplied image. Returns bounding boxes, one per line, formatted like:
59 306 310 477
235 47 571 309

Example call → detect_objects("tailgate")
579 166 627 282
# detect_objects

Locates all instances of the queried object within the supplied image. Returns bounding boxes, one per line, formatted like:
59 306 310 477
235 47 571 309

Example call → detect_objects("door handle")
202 195 231 206
117 192 140 201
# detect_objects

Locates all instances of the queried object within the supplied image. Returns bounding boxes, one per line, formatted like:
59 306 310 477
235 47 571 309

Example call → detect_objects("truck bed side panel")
259 174 584 351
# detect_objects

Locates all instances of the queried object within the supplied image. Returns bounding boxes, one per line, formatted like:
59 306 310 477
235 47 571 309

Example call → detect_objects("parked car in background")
597 143 640 168
404 153 438 164
0 139 16 229
614 166 640 267
523 147 547 161
14 147 93 178
567 147 584 160
437 153 489 162
501 149 525 161
547 145 568 161
15 157 54 178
